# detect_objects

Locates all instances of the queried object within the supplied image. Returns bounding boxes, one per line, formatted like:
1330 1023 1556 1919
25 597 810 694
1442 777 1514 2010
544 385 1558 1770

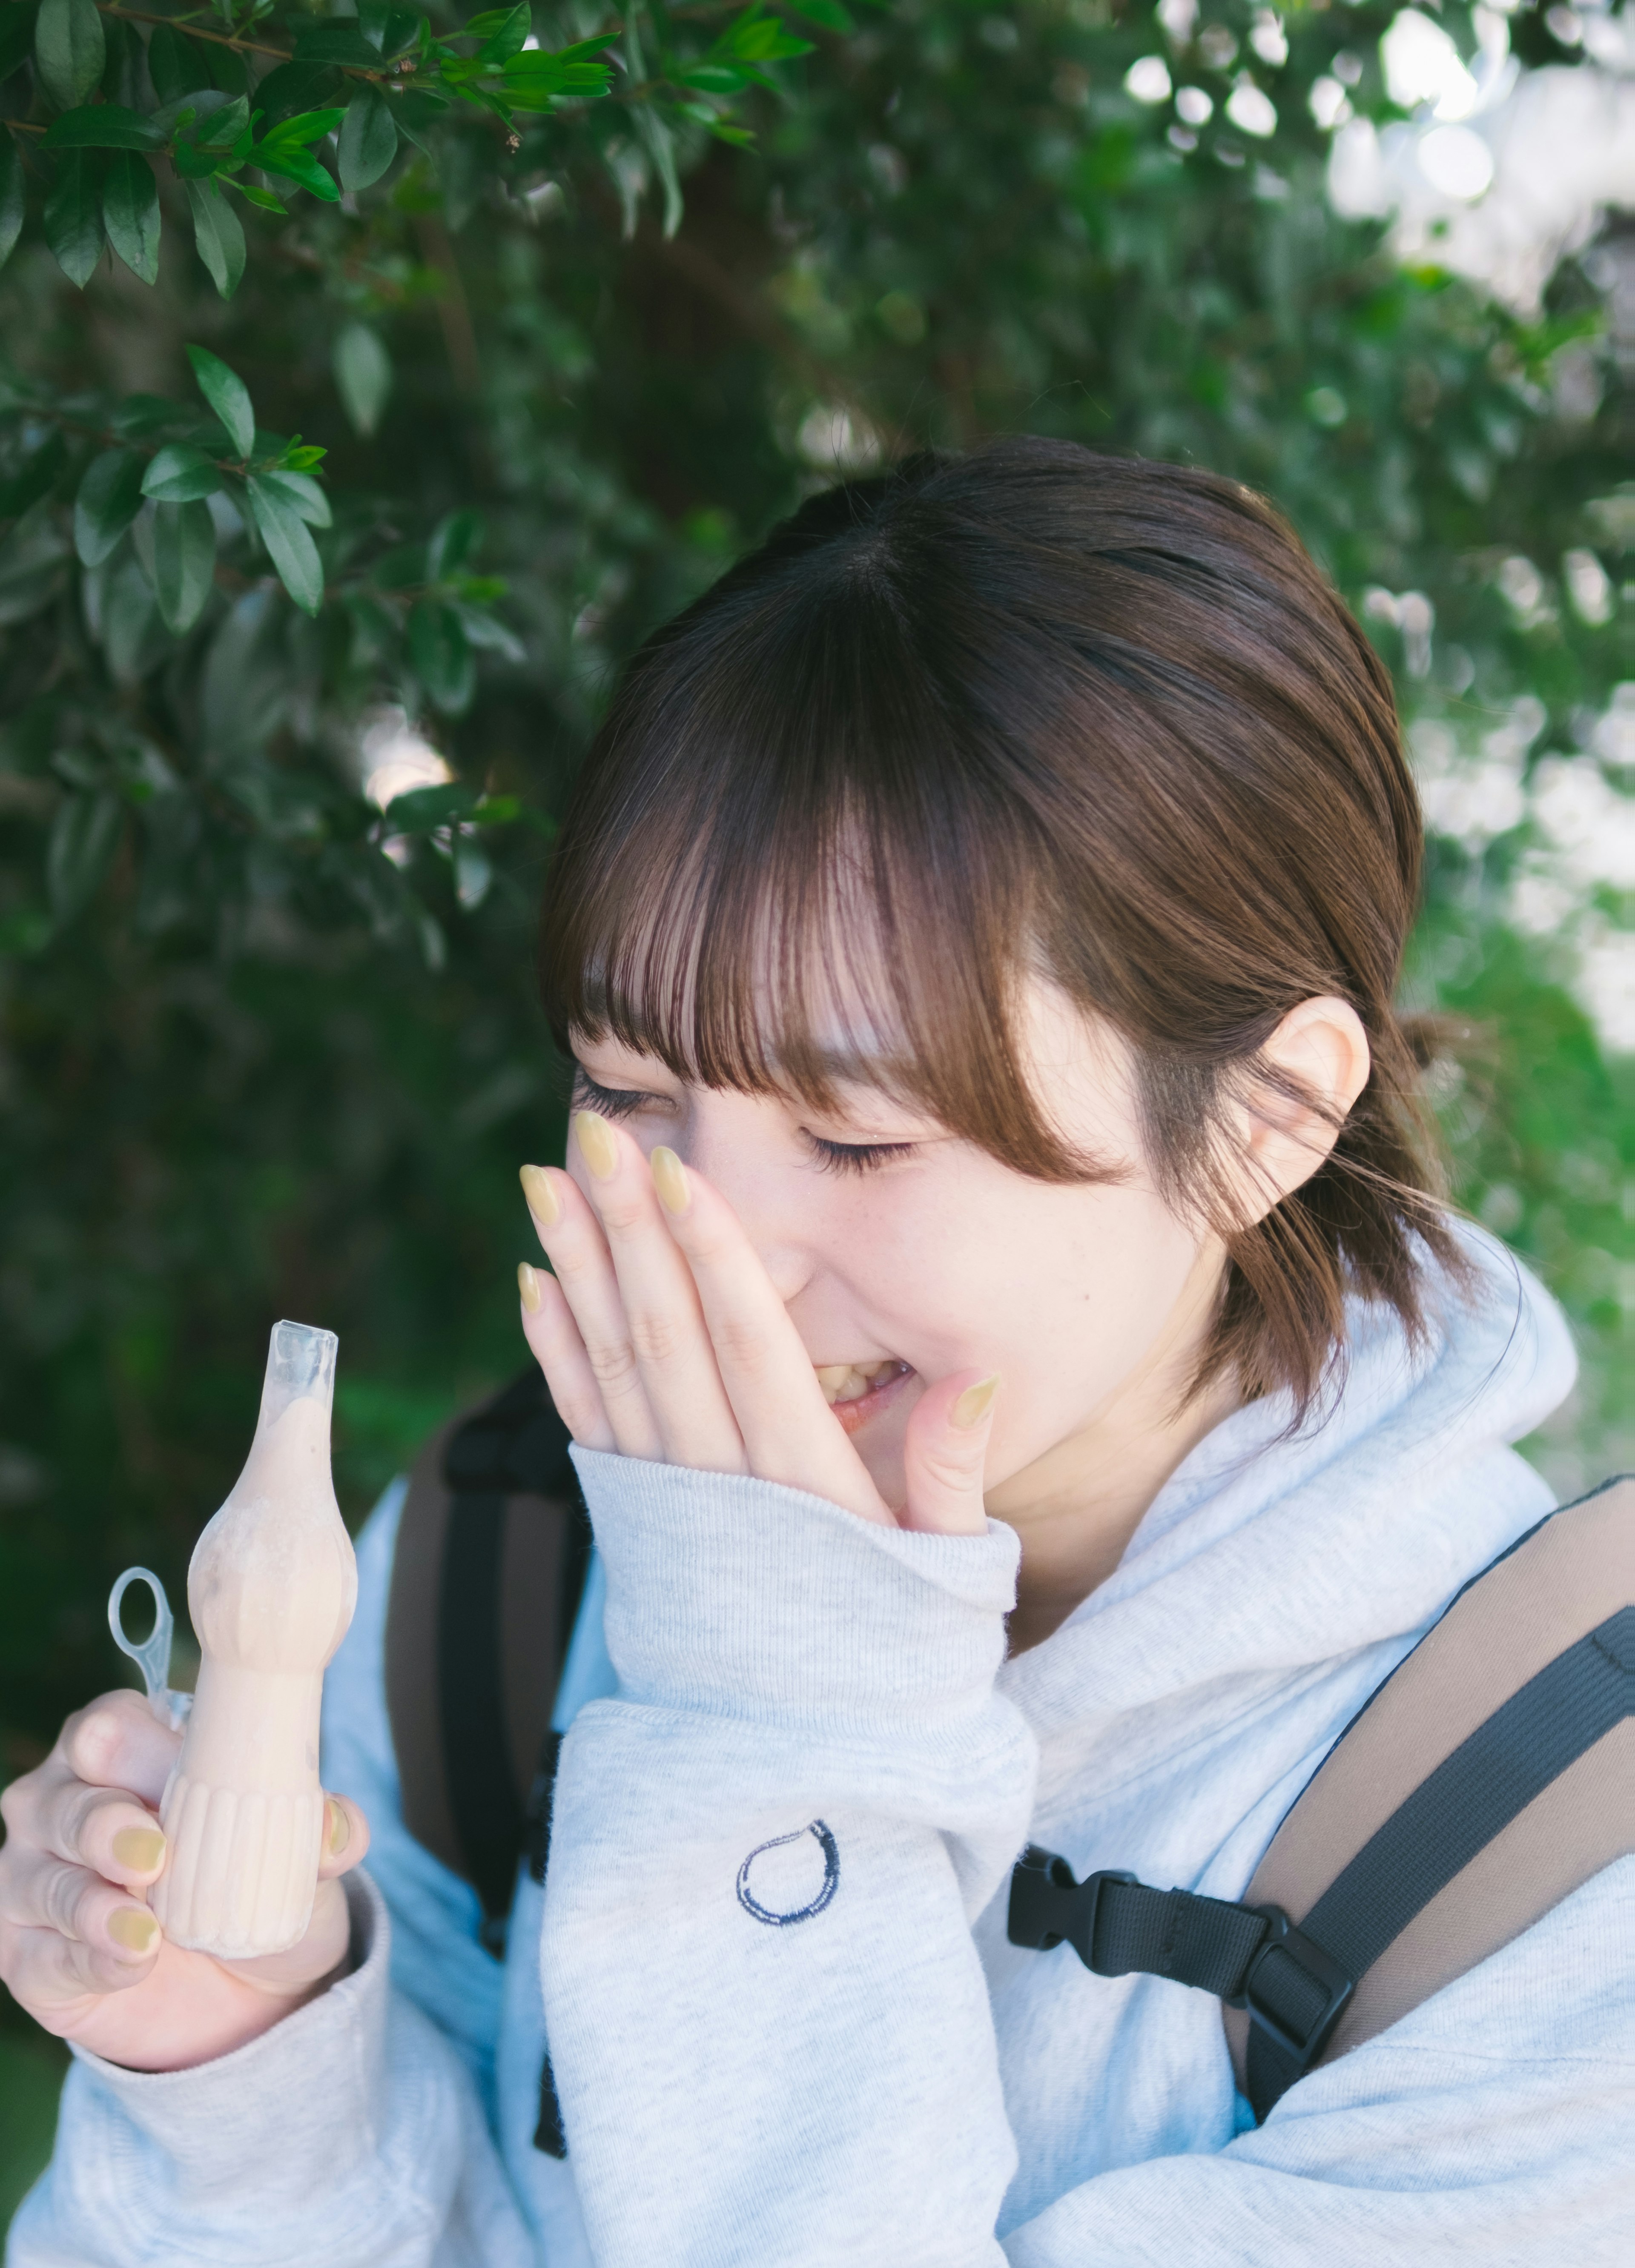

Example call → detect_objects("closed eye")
805 1134 918 1177
572 1070 663 1120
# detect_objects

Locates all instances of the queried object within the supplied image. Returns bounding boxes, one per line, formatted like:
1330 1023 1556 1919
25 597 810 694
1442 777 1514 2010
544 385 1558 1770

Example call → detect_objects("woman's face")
565 979 1225 1518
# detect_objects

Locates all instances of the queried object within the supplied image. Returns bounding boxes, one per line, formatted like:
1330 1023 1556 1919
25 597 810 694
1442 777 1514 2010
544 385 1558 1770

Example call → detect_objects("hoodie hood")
1000 1222 1576 1838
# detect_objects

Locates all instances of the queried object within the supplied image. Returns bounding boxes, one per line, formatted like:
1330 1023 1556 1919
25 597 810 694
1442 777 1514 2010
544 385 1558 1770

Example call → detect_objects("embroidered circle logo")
735 1820 840 1927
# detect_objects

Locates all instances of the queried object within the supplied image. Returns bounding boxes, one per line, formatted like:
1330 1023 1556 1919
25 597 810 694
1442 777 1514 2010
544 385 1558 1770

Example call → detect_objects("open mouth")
814 1358 914 1435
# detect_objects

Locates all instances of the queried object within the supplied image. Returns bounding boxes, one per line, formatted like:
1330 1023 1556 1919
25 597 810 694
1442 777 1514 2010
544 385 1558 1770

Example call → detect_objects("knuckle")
714 1318 771 1377
63 1704 128 1788
628 1310 686 1367
586 1337 641 1395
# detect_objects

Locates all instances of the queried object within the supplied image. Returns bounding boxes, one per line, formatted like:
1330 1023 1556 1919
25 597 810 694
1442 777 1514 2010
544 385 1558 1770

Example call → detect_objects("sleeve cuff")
70 1869 392 2203
570 1445 1020 1738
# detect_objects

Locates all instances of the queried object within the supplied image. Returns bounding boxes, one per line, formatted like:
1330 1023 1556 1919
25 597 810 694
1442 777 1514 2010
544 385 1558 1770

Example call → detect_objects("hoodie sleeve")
538 1447 1038 2268
5 1872 537 2268
1001 1856 1635 2268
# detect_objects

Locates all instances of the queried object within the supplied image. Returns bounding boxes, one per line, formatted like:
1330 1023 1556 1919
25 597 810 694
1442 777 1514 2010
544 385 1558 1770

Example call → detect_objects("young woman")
5 444 1626 2267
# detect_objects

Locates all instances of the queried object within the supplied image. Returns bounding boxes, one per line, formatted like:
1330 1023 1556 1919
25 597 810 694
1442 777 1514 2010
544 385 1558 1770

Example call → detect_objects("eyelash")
571 1072 916 1177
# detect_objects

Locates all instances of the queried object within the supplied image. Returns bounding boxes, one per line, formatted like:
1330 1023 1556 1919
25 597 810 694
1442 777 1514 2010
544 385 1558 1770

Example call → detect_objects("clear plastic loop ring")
107 1568 188 1727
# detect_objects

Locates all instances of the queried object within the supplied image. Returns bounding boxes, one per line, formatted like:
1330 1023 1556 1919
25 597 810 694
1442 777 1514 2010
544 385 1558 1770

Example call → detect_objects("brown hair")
538 440 1458 1418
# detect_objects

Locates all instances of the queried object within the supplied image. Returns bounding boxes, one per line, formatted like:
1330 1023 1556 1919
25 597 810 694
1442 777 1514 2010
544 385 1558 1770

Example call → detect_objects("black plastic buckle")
1007 1845 1137 1973
1231 1905 1354 2070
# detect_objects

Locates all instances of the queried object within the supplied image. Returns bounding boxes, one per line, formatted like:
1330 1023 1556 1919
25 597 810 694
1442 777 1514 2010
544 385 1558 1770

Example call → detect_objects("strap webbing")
437 1486 522 1935
1011 1605 1635 2122
1247 1604 1635 2113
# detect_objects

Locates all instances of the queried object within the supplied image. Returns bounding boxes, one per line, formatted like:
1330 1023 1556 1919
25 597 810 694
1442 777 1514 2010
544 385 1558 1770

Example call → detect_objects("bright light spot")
1365 586 1434 676
1156 0 1197 46
359 707 452 812
1592 685 1635 769
796 403 883 472
1125 54 1173 103
1417 123 1494 200
1544 6 1583 47
1497 556 1546 619
1198 25 1238 70
1226 77 1278 137
1381 9 1479 120
1307 385 1348 427
1176 84 1213 125
1532 757 1635 890
1309 76 1353 131
1577 931 1635 1056
1250 10 1288 67
1563 548 1614 627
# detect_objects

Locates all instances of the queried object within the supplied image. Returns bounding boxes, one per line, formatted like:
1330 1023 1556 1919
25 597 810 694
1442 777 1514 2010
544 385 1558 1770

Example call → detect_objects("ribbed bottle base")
150 1775 322 1956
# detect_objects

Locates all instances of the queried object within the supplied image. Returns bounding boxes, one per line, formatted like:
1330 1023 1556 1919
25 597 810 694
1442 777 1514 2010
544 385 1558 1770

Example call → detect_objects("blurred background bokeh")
0 0 1630 2228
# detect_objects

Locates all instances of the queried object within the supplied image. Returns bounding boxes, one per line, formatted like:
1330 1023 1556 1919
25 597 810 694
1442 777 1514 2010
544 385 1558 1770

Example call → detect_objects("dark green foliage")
0 0 1628 1934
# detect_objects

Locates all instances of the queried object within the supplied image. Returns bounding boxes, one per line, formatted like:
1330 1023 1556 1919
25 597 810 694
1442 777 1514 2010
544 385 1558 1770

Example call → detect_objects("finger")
651 1151 890 1523
518 1263 617 1451
315 1793 370 1883
0 1916 161 2020
900 1370 999 1537
0 1845 163 1982
518 1160 663 1460
19 1763 169 1890
58 1689 183 1808
566 1114 748 1472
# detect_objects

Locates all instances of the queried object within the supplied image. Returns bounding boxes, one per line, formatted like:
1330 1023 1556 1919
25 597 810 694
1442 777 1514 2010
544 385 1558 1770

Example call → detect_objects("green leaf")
0 4 40 84
46 789 122 925
357 3 422 60
333 320 393 436
183 177 245 296
145 23 210 106
150 498 215 633
293 25 384 67
789 0 855 28
184 345 255 457
249 62 339 127
42 103 164 152
256 467 330 527
141 442 222 502
383 779 477 831
102 148 161 283
237 182 287 213
255 147 340 200
475 3 530 66
34 0 104 111
0 428 66 518
43 147 104 286
338 86 397 192
192 94 250 152
0 133 25 275
428 508 482 580
257 106 346 153
722 8 813 64
73 447 145 565
678 64 749 94
246 472 323 614
408 597 474 713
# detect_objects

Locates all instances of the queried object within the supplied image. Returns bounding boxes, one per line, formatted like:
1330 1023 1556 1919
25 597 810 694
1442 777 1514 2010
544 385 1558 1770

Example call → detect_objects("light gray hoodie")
11 1226 1632 2266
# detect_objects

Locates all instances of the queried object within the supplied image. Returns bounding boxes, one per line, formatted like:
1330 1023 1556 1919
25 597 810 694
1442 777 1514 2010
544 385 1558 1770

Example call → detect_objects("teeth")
815 1360 898 1407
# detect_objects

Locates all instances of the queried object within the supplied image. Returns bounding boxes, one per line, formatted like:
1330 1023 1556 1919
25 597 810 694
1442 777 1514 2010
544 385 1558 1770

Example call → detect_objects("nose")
680 1092 818 1311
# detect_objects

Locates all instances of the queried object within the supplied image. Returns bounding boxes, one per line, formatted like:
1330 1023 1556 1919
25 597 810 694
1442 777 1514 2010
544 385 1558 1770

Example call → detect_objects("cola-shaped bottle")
150 1321 357 1957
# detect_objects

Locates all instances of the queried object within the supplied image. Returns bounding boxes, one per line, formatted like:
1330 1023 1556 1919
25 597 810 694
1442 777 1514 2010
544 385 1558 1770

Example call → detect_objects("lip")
824 1360 915 1436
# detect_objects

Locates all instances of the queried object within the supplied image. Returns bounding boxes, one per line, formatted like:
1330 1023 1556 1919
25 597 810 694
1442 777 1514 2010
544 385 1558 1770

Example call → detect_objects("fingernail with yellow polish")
517 1261 543 1314
574 1110 618 1182
112 1826 166 1875
952 1374 1001 1429
519 1163 561 1227
108 1907 160 1957
651 1146 689 1216
326 1799 350 1858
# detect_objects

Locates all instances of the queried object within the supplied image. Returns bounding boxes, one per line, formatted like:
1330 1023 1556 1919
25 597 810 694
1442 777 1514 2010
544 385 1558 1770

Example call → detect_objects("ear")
1228 997 1371 1227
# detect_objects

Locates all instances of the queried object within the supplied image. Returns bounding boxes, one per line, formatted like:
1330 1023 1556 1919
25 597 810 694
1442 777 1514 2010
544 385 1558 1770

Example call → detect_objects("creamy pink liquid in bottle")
150 1321 356 1958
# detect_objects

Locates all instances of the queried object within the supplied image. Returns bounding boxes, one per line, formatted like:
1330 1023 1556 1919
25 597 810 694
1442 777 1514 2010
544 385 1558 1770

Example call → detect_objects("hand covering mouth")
814 1359 912 1407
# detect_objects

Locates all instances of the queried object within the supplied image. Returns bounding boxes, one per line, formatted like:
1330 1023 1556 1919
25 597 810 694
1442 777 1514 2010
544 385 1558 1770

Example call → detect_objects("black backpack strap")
1011 1478 1635 2123
384 1365 592 1933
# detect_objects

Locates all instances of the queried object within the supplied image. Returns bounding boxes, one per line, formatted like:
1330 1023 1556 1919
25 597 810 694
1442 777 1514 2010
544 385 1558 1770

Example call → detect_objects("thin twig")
98 4 293 63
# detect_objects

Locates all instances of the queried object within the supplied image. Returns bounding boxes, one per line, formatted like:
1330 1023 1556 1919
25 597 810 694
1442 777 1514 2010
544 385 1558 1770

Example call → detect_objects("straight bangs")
539 547 1112 1181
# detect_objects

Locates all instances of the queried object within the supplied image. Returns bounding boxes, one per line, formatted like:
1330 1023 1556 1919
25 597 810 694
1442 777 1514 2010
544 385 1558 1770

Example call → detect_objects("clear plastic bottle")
149 1321 357 1957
